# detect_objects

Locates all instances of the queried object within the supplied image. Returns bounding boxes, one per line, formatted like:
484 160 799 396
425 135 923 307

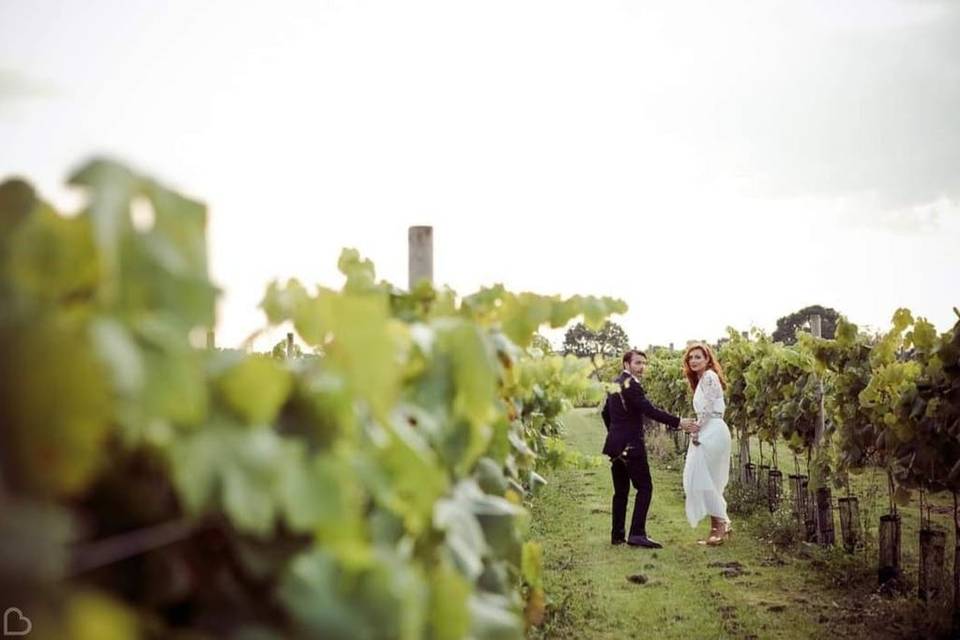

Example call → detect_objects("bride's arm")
701 370 724 413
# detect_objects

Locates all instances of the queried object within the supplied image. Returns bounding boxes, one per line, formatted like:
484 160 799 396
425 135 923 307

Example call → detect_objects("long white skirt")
682 418 732 527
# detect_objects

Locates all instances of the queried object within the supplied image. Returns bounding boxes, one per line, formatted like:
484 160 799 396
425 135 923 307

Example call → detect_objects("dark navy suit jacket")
600 371 681 458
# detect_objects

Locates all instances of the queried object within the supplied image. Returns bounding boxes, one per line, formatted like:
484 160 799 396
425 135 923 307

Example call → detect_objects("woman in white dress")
681 343 733 545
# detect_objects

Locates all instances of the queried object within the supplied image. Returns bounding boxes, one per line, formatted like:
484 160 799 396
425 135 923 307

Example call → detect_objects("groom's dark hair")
622 349 647 366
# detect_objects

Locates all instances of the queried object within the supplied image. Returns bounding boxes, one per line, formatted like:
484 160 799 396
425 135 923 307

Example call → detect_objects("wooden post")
739 438 751 483
789 474 805 531
206 330 216 350
809 314 826 446
838 497 860 552
802 478 818 542
953 491 959 629
815 487 835 545
918 528 946 601
408 226 434 289
768 469 783 512
758 464 770 489
879 513 902 585
809 313 822 338
286 332 294 360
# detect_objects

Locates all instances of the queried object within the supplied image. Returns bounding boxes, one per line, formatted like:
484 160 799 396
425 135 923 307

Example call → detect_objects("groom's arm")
601 398 611 431
621 379 681 430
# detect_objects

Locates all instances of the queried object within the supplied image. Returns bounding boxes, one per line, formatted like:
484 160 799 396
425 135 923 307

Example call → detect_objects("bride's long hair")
682 343 727 392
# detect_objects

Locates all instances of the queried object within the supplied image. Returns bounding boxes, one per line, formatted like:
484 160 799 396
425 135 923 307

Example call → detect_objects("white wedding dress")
682 369 732 527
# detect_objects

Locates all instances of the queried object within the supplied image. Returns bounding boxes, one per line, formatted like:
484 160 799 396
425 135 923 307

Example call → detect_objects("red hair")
682 343 727 392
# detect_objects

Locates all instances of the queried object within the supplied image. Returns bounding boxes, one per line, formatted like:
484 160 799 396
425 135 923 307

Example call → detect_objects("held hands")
680 417 702 446
679 417 700 434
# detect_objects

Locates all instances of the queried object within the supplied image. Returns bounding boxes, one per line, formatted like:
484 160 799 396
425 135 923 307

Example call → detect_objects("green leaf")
0 178 38 233
460 480 525 565
64 591 141 640
90 317 144 396
168 428 221 513
527 471 547 496
428 562 472 640
170 425 294 536
293 292 332 345
7 207 100 305
67 158 139 279
259 278 307 325
338 248 378 293
130 230 218 327
548 298 582 329
474 457 509 495
216 355 293 425
327 291 399 419
908 318 938 352
580 297 608 330
521 541 543 589
280 547 428 640
0 318 112 497
142 179 208 274
891 308 914 332
446 321 498 426
140 341 207 427
435 487 488 581
366 420 449 535
500 294 552 348
279 450 363 537
222 462 277 537
468 593 523 640
279 549 374 640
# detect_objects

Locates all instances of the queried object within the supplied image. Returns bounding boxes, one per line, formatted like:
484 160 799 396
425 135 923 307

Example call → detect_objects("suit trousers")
610 441 653 540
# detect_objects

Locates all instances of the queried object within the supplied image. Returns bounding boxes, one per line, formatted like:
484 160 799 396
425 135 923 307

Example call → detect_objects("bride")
681 343 733 545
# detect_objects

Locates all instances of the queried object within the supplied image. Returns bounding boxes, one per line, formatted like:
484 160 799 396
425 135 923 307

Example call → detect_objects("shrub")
645 428 685 471
750 505 801 548
726 477 766 517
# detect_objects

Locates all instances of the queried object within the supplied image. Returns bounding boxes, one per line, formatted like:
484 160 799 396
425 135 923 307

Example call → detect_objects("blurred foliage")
0 160 625 639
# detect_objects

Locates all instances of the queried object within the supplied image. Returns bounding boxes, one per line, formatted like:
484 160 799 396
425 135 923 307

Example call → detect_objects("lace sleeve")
700 370 724 413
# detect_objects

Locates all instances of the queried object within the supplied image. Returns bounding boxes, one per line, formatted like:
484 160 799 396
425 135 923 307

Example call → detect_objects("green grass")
527 409 956 639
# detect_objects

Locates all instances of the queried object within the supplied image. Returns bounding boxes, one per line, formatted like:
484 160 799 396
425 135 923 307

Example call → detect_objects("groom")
601 349 698 548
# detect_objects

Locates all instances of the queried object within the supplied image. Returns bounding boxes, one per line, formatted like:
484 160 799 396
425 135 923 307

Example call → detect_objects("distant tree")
563 321 629 359
772 305 840 345
530 333 554 355
271 338 303 359
563 321 630 379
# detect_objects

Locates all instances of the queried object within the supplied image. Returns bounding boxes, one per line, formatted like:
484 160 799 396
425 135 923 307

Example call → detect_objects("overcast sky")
1 0 958 351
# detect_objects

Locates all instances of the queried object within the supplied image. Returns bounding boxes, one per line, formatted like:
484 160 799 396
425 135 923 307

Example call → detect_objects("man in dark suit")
601 349 698 548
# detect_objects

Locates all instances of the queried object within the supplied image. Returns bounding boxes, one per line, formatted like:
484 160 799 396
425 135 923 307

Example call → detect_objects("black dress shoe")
626 535 663 549
611 537 626 545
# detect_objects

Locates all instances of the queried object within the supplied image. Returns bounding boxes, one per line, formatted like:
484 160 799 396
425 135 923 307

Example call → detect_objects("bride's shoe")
697 525 723 546
723 521 733 539
704 532 725 546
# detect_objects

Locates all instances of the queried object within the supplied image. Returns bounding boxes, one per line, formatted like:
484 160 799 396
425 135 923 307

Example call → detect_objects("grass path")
528 409 949 639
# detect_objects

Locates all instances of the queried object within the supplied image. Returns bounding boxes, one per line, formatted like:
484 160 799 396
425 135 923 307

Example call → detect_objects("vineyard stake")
408 225 434 289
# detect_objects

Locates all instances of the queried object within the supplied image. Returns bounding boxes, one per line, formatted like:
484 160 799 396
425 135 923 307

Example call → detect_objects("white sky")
1 0 958 351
